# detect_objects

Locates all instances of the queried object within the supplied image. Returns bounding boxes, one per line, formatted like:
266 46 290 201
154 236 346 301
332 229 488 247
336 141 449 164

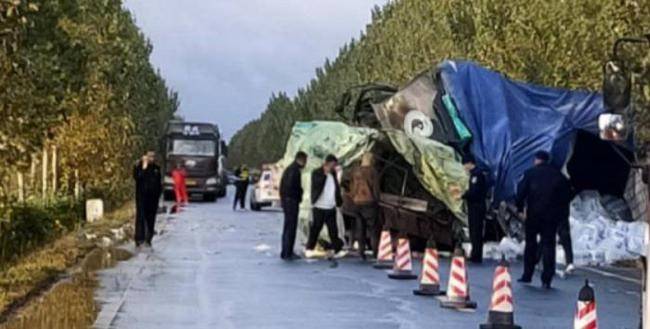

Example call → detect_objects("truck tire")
163 191 175 202
204 193 217 202
216 188 227 198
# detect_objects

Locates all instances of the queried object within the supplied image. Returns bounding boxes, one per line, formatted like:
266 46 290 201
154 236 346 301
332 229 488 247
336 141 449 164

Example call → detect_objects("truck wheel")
204 193 217 202
217 188 227 198
163 191 175 201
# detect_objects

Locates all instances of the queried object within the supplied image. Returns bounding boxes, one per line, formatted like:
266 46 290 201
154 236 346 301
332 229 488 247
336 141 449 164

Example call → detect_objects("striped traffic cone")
440 247 477 310
480 257 521 329
413 239 445 296
574 280 597 329
387 237 417 280
373 229 394 269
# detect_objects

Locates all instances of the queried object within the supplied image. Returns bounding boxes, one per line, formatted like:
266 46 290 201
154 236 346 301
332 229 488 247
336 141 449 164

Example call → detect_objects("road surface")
93 190 642 329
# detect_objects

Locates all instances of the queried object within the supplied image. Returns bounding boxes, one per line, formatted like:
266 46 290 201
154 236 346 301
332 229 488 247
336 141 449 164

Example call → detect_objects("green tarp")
277 121 468 244
384 130 468 223
277 121 380 243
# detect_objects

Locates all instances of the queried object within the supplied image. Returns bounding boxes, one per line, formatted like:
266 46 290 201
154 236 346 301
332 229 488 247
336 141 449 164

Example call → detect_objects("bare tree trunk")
17 172 24 202
29 155 36 196
51 145 58 196
42 148 48 201
74 169 80 200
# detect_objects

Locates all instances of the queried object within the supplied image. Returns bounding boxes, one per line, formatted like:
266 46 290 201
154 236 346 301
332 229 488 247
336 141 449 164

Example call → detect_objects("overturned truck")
278 60 643 255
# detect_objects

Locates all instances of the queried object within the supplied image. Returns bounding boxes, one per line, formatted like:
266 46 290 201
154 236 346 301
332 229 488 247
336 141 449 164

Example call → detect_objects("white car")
250 168 281 211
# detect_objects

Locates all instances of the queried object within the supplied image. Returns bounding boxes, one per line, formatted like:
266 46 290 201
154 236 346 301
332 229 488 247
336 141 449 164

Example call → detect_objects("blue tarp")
438 60 606 203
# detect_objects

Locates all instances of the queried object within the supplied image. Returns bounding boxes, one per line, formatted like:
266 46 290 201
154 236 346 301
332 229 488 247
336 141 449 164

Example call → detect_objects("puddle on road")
0 247 132 329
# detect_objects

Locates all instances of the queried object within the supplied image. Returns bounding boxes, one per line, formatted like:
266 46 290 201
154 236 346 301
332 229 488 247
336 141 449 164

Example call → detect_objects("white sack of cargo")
570 190 648 266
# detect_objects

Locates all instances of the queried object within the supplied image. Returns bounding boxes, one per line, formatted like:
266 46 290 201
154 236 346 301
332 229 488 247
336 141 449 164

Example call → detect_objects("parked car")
250 165 281 211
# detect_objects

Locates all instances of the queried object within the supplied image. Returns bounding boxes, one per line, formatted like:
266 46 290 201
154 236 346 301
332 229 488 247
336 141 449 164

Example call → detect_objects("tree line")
228 0 650 168
0 0 178 208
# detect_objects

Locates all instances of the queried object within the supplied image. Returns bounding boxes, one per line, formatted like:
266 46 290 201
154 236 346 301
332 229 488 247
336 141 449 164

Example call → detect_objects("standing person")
348 152 380 261
462 155 488 263
133 151 162 248
305 155 346 259
233 165 250 210
171 163 189 205
516 151 572 289
279 151 308 260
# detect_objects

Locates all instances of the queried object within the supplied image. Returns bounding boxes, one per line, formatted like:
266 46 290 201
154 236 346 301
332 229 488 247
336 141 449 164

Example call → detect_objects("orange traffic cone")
373 229 394 270
480 257 521 329
574 280 597 329
440 247 477 310
387 237 417 280
413 239 445 296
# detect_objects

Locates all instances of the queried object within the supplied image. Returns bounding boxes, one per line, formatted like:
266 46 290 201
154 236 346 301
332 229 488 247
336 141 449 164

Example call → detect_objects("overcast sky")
123 0 387 139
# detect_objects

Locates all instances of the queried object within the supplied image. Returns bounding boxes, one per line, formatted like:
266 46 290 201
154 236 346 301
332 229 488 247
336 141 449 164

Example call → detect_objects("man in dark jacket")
516 151 572 288
305 154 345 258
133 151 162 248
279 151 307 260
462 155 488 263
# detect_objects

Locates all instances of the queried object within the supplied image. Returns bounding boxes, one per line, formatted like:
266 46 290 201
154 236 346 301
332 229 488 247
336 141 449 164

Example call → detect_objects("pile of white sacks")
484 191 648 266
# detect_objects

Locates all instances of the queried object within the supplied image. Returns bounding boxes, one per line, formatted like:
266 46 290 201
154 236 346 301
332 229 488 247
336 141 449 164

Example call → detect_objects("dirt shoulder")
0 202 135 320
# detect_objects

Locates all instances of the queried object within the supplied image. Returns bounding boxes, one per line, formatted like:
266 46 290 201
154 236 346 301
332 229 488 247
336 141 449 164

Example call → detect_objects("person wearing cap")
305 154 346 259
515 151 572 289
462 154 488 263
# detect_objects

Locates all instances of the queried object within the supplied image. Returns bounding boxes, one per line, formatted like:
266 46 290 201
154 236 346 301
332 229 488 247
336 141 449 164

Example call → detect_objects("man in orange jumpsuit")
172 163 189 205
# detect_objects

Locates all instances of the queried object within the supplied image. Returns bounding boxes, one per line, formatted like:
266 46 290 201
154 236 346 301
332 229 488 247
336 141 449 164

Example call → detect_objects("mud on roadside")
0 202 136 328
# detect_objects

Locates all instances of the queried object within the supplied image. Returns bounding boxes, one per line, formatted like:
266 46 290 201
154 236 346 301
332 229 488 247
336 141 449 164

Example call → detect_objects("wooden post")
17 172 24 202
42 148 48 201
51 145 57 196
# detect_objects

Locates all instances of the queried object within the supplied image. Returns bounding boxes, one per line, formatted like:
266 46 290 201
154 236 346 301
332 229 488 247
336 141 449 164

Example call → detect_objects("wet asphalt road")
94 191 642 329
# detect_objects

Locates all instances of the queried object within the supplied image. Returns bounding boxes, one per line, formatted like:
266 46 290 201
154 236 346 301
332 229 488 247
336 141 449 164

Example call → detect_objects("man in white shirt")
305 155 345 258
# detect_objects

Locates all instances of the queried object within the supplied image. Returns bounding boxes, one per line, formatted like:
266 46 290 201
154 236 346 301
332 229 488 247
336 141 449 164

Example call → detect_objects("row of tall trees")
229 0 650 167
0 0 178 207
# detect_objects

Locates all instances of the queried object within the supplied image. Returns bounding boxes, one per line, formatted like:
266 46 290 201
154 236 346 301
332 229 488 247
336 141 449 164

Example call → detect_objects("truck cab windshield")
170 139 216 156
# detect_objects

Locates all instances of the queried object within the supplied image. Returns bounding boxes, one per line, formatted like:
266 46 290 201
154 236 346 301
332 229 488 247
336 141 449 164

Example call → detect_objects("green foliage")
229 0 650 167
0 198 83 266
0 0 178 204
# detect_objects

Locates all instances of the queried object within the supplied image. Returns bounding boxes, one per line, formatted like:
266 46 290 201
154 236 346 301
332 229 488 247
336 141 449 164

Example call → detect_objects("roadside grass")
0 202 134 315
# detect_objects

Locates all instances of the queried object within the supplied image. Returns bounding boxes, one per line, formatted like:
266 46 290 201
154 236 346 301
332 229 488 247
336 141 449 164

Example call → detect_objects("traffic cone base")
439 296 477 310
479 311 521 329
388 270 418 280
413 283 445 296
373 261 393 270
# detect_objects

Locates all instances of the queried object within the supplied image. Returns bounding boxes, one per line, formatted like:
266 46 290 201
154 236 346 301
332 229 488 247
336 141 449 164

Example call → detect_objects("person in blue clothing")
516 151 572 289
462 155 488 263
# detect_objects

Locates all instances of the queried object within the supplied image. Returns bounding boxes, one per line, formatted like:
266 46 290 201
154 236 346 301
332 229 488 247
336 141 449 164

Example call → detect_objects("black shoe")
289 254 302 261
542 282 552 290
517 277 532 284
144 241 152 248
